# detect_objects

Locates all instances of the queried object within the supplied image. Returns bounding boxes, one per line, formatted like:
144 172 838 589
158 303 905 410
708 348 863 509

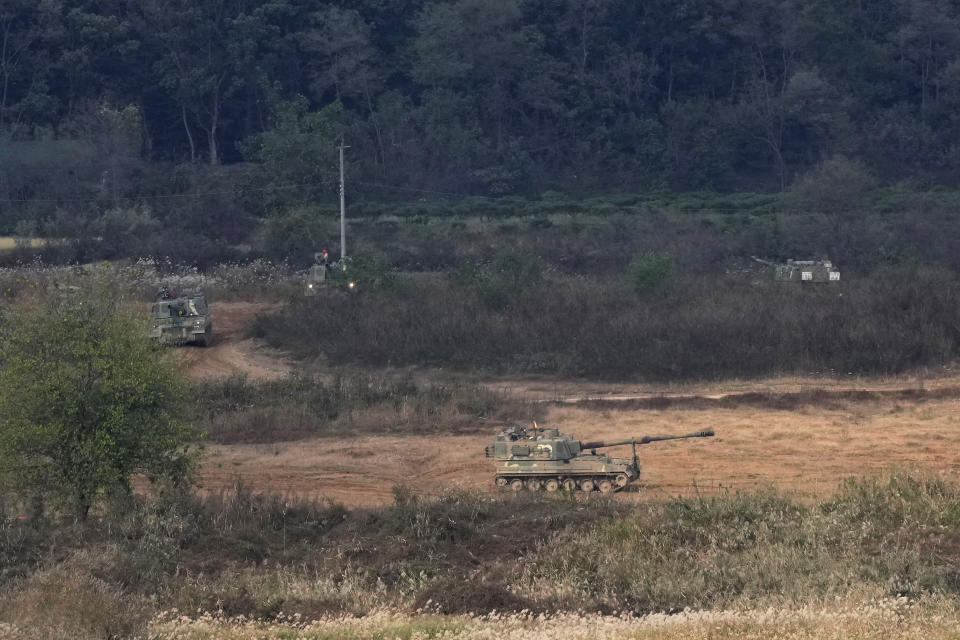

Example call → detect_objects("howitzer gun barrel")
581 429 714 449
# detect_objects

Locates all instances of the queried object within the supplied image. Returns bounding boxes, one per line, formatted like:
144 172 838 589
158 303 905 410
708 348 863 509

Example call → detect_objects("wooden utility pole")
339 140 349 261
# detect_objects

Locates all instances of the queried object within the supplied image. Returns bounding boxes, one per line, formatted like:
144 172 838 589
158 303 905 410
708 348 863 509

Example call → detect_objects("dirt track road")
176 302 291 380
186 302 960 506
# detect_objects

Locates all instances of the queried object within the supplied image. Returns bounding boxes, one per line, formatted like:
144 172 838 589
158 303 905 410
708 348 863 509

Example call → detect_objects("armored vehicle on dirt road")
486 424 714 492
148 288 212 346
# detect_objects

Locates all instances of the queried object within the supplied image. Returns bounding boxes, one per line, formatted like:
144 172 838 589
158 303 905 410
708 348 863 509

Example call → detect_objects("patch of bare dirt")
175 302 291 380
200 434 488 507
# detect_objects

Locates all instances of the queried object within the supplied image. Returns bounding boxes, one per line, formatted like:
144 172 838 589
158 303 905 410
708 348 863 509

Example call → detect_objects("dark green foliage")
328 252 393 291
240 99 343 214
262 207 338 266
451 249 544 310
0 280 198 520
8 0 960 211
787 156 876 213
628 251 674 292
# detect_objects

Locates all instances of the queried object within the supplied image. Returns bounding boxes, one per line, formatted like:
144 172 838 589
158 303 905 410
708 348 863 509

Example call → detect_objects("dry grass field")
137 597 960 640
0 237 46 251
4 295 958 640
177 303 960 506
197 384 960 506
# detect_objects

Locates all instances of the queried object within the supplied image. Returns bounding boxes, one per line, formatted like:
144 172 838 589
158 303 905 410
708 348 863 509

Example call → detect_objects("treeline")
6 0 960 212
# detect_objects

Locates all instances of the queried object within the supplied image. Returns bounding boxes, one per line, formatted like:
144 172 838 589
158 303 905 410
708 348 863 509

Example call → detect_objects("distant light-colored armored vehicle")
753 257 840 283
486 424 714 493
305 251 361 294
305 251 330 296
149 288 212 346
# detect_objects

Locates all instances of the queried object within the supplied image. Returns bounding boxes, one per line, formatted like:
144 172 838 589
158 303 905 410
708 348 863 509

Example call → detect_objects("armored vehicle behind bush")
485 424 714 493
775 259 840 283
149 288 212 346
753 257 840 283
305 251 330 296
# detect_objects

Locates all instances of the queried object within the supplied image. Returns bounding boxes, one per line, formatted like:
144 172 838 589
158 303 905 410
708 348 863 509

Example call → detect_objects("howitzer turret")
486 425 714 493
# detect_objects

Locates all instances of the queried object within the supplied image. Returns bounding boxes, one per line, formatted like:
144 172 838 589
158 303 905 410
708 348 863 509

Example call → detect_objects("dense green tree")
0 0 61 130
241 96 341 211
299 6 378 103
786 155 875 259
262 205 337 264
0 279 198 520
137 0 258 164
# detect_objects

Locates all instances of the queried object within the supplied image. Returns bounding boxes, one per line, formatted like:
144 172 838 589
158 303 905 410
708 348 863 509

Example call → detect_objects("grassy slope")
2 475 960 638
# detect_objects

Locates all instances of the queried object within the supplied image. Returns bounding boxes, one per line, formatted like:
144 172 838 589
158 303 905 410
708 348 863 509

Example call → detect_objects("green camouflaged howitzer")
486 425 714 493
148 287 213 346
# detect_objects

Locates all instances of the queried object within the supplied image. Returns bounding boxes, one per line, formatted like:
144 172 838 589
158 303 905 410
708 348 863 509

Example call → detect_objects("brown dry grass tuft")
143 597 960 640
192 373 533 445
0 565 149 640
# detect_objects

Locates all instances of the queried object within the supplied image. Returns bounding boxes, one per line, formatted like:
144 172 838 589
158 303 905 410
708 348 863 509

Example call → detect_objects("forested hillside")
3 0 960 262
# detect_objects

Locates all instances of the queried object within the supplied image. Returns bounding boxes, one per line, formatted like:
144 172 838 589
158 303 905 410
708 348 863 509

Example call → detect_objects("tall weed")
192 374 519 443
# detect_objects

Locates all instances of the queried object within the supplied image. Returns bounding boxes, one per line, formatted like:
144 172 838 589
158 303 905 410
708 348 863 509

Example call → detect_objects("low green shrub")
628 251 675 292
328 252 393 291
